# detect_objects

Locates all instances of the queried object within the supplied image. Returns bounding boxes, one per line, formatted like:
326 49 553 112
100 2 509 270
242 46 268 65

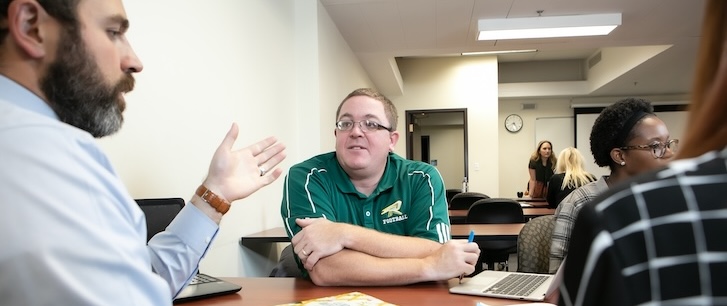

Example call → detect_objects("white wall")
393 57 500 196
316 2 375 154
97 0 371 277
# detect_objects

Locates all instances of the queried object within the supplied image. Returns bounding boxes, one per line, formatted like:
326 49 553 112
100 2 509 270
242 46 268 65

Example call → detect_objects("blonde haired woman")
528 140 556 198
546 147 595 208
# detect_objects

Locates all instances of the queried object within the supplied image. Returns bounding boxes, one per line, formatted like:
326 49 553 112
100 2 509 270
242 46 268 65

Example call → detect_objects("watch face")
505 114 523 132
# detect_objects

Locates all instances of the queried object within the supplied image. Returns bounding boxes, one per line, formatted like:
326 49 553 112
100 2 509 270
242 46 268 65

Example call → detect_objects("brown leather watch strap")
195 185 231 215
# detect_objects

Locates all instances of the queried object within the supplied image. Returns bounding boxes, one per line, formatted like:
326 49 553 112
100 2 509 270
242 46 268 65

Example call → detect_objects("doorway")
405 109 468 190
420 135 430 164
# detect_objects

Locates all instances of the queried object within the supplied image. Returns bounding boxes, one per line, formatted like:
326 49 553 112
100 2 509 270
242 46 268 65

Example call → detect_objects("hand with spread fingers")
193 123 286 221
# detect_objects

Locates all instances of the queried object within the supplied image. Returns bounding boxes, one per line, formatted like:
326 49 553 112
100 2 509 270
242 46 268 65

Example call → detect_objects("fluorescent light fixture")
461 49 537 56
478 13 621 40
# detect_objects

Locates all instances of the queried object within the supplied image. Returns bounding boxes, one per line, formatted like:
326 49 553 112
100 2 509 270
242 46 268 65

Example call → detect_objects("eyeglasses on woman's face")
335 120 392 133
620 139 679 159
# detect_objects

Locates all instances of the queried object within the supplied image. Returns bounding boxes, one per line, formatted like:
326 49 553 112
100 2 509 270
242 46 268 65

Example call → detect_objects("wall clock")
505 114 523 133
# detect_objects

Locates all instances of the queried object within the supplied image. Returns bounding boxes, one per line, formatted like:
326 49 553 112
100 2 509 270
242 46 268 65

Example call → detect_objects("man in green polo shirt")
280 88 480 286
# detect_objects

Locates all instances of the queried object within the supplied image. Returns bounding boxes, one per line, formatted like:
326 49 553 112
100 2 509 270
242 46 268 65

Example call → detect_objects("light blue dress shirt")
0 75 219 305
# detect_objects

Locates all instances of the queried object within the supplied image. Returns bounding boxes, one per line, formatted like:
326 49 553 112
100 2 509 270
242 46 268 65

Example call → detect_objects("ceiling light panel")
478 13 621 41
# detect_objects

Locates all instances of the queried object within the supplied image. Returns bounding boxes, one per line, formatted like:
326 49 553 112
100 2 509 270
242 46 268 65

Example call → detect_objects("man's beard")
40 28 135 138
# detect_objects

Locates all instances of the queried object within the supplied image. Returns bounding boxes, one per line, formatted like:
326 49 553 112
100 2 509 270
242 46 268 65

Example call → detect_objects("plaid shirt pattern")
549 176 609 273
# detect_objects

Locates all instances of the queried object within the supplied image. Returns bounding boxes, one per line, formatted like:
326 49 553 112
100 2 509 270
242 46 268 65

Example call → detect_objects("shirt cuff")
166 203 219 255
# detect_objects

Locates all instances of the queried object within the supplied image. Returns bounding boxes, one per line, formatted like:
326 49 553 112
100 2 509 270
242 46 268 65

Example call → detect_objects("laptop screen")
135 198 185 242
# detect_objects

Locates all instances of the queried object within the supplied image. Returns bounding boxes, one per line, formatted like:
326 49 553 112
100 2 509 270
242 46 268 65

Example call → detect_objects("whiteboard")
535 117 574 154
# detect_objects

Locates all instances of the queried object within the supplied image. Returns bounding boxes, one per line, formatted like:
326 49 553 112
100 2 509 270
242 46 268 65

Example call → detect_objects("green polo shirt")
281 152 451 244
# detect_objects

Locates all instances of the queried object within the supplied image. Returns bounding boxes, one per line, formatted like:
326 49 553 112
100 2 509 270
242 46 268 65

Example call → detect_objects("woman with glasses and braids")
557 1 727 304
548 97 677 273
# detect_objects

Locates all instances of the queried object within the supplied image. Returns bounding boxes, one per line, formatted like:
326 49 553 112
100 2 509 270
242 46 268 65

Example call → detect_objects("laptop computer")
135 198 242 303
449 270 556 302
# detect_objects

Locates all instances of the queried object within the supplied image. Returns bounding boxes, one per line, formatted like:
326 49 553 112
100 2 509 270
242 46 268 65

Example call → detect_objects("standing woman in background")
528 140 556 198
546 147 595 208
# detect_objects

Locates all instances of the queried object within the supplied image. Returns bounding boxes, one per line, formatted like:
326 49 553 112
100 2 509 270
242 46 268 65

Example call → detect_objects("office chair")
135 197 186 242
466 198 524 273
446 189 463 204
448 192 489 210
516 215 555 274
269 244 303 278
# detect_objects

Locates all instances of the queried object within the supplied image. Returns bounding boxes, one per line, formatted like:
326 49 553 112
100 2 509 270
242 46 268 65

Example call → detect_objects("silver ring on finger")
259 166 266 176
301 249 308 256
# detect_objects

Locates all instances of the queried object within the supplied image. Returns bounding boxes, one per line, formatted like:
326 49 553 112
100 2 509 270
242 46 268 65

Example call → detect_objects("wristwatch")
195 185 231 214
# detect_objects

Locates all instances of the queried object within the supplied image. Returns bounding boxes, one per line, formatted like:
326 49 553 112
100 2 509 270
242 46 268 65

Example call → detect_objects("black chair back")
269 244 303 277
465 198 524 273
465 198 524 224
446 189 463 204
448 192 489 210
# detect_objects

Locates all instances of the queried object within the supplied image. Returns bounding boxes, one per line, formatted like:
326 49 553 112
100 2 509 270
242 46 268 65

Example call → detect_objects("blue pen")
459 230 476 283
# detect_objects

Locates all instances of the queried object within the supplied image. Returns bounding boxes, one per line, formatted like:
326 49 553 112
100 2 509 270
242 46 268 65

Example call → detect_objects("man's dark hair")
1 0 80 46
590 97 655 168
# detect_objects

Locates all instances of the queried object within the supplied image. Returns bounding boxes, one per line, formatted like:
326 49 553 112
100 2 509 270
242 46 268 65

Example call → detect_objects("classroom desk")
515 197 546 202
239 224 526 277
240 224 525 245
180 277 534 305
451 223 525 240
449 207 555 224
520 201 549 208
238 228 290 277
242 227 291 243
524 207 555 217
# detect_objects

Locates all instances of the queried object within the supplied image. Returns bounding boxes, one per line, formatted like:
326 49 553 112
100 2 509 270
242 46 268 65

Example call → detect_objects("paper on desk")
477 303 556 306
275 291 397 306
478 303 555 306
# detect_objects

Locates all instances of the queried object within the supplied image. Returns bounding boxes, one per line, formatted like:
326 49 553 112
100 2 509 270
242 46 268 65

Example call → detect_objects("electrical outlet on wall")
474 162 480 171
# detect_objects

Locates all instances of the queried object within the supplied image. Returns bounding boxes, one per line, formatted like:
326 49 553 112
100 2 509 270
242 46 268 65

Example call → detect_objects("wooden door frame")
405 108 468 181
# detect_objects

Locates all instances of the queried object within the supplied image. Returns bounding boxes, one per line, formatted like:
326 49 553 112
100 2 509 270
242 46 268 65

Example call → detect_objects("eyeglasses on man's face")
620 139 679 159
335 120 392 133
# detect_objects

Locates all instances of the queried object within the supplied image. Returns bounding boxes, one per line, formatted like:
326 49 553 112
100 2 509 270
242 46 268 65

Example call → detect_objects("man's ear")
388 131 399 152
7 0 53 59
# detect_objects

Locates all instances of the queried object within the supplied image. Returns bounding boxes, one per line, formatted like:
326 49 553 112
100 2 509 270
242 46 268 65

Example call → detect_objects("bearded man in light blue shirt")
0 0 286 305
